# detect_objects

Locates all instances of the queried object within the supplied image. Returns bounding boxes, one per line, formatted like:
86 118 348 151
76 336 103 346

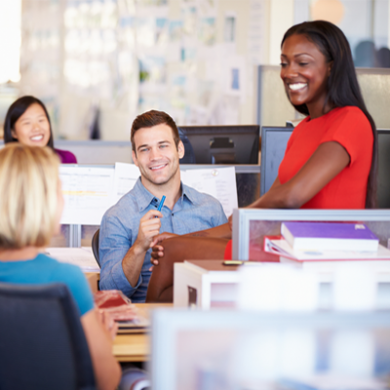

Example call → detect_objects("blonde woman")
0 144 121 390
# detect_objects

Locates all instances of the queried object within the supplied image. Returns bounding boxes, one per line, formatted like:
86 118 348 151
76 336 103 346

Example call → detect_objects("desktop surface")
113 303 172 363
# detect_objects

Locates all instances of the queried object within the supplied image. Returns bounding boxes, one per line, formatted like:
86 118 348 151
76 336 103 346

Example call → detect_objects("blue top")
0 254 94 316
99 178 228 302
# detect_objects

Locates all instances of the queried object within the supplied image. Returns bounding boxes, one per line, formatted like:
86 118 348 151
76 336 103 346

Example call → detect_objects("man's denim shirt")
99 178 227 302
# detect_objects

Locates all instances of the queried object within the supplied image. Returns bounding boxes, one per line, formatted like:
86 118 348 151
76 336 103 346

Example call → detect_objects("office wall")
19 0 64 136
13 0 390 141
257 66 390 128
19 0 271 141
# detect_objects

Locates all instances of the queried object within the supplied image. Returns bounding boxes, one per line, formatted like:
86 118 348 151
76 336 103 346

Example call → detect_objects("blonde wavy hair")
0 144 60 249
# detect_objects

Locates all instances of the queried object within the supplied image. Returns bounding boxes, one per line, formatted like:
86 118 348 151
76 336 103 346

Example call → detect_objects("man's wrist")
131 240 147 256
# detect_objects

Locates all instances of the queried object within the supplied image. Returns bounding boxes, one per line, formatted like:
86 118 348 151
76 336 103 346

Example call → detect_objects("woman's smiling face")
280 33 333 119
12 103 51 147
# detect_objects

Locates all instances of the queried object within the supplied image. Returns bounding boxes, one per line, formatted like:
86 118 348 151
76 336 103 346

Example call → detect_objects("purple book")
281 222 379 252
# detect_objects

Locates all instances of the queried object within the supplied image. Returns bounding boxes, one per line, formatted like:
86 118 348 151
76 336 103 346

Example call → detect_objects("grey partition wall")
378 129 390 208
54 140 133 164
260 126 293 195
0 140 134 164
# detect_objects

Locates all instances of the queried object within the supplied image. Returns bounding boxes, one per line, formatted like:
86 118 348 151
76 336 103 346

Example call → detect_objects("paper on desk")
46 247 100 273
182 167 237 218
113 163 140 203
60 166 115 225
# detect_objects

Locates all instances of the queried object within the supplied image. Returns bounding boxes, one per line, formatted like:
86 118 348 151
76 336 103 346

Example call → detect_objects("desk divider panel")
232 209 390 261
151 310 390 390
56 163 257 247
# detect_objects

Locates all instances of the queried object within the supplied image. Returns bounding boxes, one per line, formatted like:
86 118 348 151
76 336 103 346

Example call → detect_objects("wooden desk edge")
113 303 172 362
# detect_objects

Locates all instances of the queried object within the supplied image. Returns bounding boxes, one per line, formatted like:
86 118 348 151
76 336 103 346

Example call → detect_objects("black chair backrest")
92 228 100 267
178 128 196 164
0 282 96 390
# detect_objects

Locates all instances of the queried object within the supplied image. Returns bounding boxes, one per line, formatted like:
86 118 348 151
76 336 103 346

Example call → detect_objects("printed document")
60 166 115 225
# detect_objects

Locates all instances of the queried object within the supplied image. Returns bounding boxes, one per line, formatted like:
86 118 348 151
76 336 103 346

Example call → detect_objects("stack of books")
264 222 390 262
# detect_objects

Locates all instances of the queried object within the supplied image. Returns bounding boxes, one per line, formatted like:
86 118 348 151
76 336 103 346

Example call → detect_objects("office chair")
0 282 96 390
92 228 101 267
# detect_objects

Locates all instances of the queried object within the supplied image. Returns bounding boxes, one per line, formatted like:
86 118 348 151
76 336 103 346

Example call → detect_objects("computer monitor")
260 127 390 209
377 129 390 208
260 126 293 195
179 125 260 164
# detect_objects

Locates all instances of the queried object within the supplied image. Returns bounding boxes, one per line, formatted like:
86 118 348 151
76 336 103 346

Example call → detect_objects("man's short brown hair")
131 110 180 152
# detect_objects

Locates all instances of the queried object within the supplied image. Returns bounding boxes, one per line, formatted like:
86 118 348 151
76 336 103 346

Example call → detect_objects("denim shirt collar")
132 177 197 212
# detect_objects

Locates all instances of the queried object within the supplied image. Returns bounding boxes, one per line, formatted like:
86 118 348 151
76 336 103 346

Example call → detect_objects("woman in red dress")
146 20 378 302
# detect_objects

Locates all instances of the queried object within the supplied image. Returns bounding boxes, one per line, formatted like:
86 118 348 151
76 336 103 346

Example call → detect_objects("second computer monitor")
179 125 260 164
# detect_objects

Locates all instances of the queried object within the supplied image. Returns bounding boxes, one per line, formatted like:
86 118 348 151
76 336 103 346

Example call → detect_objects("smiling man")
99 110 227 302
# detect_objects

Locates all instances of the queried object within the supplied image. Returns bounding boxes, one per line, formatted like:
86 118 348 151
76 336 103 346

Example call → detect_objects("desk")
113 303 172 362
45 248 169 361
85 272 99 293
175 259 390 310
174 260 241 309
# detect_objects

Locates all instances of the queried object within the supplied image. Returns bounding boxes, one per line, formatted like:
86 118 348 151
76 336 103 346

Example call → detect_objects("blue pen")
157 195 166 214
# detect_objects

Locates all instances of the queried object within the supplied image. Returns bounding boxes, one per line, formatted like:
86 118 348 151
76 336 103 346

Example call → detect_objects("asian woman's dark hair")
3 96 54 149
281 20 378 208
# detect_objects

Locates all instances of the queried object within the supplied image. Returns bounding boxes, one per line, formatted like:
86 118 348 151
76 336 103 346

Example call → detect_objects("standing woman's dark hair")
4 96 54 148
282 20 378 208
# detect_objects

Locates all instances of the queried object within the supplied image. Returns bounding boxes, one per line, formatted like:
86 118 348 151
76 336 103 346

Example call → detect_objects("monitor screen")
179 125 260 164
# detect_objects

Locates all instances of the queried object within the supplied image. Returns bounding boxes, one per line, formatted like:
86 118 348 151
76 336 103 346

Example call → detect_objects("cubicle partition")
0 140 133 164
54 140 133 164
1 139 260 248
260 126 293 196
231 209 390 311
53 163 259 248
232 209 390 261
151 309 390 390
